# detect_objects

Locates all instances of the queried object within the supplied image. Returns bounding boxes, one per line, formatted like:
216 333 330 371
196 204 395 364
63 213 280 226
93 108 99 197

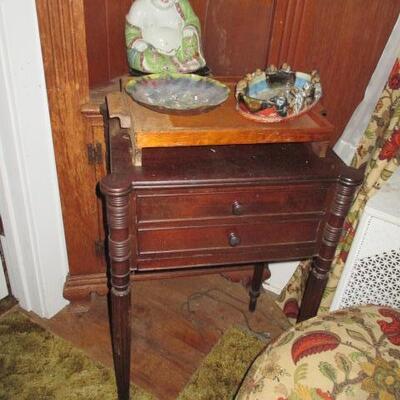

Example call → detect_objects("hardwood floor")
30 275 290 400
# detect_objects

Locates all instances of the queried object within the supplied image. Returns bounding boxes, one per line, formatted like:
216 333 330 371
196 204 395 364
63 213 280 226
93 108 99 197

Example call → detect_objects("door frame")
0 0 69 317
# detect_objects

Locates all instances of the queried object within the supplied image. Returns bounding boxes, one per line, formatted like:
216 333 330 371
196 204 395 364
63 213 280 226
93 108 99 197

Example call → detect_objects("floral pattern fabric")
276 56 400 323
236 305 400 400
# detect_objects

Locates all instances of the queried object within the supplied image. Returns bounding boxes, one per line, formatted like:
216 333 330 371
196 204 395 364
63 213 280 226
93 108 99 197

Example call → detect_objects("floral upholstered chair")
236 305 400 400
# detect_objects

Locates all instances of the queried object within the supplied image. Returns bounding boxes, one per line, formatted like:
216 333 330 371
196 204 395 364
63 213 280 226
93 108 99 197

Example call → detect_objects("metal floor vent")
339 248 400 309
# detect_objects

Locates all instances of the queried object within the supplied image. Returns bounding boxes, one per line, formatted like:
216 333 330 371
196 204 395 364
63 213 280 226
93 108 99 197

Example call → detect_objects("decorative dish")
235 64 322 123
125 73 230 114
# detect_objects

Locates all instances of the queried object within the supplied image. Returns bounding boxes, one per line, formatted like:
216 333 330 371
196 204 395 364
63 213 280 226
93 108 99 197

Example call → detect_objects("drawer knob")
228 232 241 247
232 201 244 215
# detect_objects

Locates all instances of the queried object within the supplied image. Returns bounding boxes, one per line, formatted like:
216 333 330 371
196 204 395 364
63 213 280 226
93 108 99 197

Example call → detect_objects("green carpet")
177 327 267 400
0 310 267 400
0 310 155 400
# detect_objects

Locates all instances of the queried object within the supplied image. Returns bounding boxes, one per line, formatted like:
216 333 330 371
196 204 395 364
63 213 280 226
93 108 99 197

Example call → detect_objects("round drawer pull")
232 201 244 215
228 232 241 247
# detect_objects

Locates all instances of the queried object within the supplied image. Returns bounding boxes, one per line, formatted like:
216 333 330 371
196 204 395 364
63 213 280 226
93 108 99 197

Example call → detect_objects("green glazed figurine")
125 0 206 74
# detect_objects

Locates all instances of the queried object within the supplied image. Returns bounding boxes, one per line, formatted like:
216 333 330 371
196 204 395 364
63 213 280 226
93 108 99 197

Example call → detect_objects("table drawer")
137 184 328 222
138 218 320 255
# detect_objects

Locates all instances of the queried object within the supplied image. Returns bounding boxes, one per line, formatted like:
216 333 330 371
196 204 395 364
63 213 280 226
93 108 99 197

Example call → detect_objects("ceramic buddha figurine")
125 0 206 74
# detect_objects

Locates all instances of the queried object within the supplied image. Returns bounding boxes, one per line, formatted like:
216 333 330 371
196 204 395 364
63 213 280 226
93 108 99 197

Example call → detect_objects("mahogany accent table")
100 90 362 400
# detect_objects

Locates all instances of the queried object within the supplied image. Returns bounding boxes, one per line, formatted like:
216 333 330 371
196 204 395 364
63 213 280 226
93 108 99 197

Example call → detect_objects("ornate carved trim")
63 272 108 301
101 177 132 399
321 225 343 247
298 167 363 322
330 175 360 217
109 237 132 263
103 188 131 291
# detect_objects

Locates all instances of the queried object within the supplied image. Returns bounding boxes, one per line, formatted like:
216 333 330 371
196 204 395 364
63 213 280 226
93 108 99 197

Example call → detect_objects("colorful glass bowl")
125 73 230 115
235 65 322 123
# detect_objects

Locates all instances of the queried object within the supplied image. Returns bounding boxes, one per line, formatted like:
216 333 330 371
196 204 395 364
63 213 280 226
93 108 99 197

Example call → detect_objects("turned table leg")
101 176 132 400
297 170 362 322
249 263 269 312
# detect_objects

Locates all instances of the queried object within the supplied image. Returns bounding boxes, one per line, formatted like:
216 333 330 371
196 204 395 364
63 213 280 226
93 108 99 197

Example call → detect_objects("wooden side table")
100 90 362 400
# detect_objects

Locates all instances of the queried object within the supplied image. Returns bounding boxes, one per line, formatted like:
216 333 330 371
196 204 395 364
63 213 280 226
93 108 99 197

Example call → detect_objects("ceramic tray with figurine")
125 73 230 115
235 64 322 123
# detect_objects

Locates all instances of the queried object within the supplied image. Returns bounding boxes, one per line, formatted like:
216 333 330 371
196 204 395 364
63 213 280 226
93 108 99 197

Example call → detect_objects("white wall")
0 250 8 300
0 0 69 317
263 261 298 295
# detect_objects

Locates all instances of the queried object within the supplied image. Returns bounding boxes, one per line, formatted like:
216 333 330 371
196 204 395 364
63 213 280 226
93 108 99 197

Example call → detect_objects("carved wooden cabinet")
35 0 399 303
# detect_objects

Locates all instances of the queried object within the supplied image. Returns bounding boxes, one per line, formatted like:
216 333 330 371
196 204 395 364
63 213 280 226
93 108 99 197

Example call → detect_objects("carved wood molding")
63 272 108 301
298 168 363 322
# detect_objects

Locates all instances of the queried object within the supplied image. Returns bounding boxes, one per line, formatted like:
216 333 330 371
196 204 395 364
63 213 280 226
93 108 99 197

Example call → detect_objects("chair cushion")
236 305 400 400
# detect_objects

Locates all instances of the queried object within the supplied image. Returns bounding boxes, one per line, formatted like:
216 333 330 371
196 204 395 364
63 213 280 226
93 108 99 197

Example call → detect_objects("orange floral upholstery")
236 305 400 400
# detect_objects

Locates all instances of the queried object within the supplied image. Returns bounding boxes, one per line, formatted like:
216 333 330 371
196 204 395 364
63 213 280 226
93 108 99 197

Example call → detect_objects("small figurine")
302 82 315 106
311 70 322 100
265 64 277 74
125 0 206 74
281 63 292 72
271 96 288 117
310 70 320 83
290 87 305 114
266 63 295 87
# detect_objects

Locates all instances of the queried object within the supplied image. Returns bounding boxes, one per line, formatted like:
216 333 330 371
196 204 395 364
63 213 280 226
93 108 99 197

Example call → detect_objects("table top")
108 137 347 189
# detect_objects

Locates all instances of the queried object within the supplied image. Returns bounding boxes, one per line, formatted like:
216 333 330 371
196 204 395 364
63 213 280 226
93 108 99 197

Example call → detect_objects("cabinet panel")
36 0 108 302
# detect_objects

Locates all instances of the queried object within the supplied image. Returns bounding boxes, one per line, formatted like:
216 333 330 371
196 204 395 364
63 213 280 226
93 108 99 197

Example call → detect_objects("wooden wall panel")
106 0 133 78
83 0 132 87
201 0 274 75
83 0 108 87
269 0 400 143
84 0 275 86
190 0 208 30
